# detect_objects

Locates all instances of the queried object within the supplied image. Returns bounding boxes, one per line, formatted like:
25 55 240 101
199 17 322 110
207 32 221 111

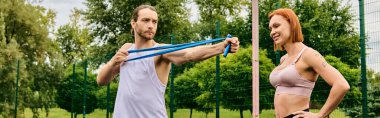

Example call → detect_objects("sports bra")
269 47 315 97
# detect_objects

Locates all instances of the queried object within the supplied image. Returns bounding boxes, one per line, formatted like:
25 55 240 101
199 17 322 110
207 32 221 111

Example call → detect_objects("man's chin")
142 36 154 40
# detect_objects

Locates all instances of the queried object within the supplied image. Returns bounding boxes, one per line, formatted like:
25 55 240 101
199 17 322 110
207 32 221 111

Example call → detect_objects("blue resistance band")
124 34 233 62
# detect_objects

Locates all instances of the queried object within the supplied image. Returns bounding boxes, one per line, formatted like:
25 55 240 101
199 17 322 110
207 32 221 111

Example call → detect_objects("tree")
96 81 118 113
56 63 98 118
173 76 202 118
23 62 64 118
0 36 26 117
174 47 276 117
224 15 252 46
194 0 250 39
258 0 360 67
344 70 380 117
0 0 63 117
56 9 92 67
220 47 275 117
84 0 193 68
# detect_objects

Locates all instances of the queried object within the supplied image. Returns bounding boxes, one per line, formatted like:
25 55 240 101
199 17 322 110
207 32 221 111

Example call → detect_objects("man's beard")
137 30 155 40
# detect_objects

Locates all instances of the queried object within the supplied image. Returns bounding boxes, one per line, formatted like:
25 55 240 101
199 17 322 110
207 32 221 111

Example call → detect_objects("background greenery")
0 0 379 117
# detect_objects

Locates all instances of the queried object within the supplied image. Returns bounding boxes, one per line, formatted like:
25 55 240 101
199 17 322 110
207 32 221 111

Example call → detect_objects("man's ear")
131 20 136 29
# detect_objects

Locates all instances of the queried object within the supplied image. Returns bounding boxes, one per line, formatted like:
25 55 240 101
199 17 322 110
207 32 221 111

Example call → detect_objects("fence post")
106 83 110 118
359 0 367 117
215 20 221 118
252 0 260 117
83 60 87 118
14 60 20 118
169 34 175 118
71 63 76 118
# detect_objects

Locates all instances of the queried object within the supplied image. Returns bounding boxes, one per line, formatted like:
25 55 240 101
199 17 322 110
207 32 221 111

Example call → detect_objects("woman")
268 8 350 118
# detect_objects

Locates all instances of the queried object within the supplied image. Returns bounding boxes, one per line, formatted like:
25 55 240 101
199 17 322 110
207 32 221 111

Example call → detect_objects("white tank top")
113 44 168 118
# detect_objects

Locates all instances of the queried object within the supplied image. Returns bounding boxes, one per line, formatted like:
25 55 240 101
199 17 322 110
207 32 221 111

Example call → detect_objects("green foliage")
294 0 360 67
194 0 250 39
0 39 26 117
173 72 202 117
224 15 252 46
96 82 118 112
258 0 360 67
220 46 275 113
24 63 64 118
56 9 92 66
55 63 98 116
344 70 380 117
0 0 63 117
85 0 193 67
174 47 276 117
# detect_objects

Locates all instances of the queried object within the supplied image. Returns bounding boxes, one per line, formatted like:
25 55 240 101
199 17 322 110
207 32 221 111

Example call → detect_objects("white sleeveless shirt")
113 44 168 118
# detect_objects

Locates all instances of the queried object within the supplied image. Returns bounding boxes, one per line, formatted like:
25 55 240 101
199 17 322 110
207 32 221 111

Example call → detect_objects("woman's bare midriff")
274 93 310 118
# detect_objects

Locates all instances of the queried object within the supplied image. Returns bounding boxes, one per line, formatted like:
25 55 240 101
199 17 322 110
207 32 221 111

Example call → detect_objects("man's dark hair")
131 5 157 22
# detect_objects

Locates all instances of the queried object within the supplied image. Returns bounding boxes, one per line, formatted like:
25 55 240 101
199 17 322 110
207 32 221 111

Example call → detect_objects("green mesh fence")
6 0 380 118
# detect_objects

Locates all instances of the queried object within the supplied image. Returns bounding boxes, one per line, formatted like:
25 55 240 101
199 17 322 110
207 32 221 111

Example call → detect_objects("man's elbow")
96 76 107 86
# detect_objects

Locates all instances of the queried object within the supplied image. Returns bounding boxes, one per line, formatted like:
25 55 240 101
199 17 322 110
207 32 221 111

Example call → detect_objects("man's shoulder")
121 43 133 50
156 43 169 46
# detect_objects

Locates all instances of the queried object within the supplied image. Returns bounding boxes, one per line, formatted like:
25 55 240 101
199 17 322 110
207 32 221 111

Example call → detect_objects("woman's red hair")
268 8 303 50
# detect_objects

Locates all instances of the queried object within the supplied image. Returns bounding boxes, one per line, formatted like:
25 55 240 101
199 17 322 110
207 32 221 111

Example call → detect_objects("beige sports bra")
269 47 315 97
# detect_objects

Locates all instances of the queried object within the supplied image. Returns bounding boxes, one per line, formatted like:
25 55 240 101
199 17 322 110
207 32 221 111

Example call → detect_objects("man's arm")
162 37 239 65
97 43 132 86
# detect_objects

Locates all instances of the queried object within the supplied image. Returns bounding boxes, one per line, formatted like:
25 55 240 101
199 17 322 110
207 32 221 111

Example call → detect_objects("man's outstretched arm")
162 37 239 65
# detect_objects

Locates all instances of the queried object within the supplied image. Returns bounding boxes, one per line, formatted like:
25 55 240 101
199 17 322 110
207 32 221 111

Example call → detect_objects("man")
97 4 240 118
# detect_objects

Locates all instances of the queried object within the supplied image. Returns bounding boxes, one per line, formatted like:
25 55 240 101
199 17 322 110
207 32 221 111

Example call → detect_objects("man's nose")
147 22 154 29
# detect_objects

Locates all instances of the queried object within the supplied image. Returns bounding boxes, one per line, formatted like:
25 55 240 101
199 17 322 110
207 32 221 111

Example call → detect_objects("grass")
21 108 349 118
22 108 108 118
172 109 349 118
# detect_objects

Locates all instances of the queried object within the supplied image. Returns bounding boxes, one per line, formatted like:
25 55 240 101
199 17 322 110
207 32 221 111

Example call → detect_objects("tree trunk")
45 107 49 117
240 109 244 118
32 108 39 118
190 109 193 118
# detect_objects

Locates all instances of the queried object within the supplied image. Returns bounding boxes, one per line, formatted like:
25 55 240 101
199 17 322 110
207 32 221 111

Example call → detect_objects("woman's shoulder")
280 54 288 64
303 47 322 57
302 47 325 64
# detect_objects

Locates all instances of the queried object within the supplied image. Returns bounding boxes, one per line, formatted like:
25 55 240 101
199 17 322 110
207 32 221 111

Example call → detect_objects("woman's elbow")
344 83 350 92
340 81 350 92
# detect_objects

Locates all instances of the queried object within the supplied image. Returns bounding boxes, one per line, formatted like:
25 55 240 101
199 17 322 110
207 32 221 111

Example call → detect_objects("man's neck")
134 37 155 49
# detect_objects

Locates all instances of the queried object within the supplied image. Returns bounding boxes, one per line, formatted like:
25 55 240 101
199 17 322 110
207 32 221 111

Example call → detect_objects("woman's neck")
284 42 305 56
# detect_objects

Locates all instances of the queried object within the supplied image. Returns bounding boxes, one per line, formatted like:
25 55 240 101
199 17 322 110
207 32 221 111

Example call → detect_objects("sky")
34 0 87 26
35 0 380 72
344 0 380 72
34 0 200 26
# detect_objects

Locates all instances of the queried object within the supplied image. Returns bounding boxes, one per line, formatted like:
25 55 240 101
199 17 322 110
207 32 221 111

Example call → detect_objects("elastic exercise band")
223 34 232 57
125 35 233 62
